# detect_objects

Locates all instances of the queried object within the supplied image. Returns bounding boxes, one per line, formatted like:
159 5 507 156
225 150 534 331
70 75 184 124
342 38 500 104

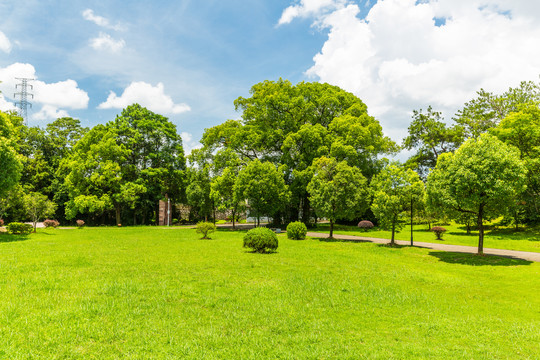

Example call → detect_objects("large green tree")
426 134 526 254
370 164 424 245
200 79 395 224
307 156 370 238
0 111 22 199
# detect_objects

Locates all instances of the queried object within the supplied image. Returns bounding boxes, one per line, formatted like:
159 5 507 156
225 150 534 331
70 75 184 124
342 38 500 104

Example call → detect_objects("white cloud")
32 105 69 121
82 9 125 31
181 131 202 156
282 0 540 142
89 32 125 52
0 94 16 112
0 63 89 121
0 31 11 53
98 81 191 115
278 0 349 25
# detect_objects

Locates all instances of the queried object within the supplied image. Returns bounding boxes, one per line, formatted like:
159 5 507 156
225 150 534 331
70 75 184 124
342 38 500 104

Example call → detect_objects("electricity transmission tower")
14 77 34 125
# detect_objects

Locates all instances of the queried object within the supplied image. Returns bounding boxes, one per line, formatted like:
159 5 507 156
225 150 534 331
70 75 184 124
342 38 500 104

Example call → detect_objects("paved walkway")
306 232 540 263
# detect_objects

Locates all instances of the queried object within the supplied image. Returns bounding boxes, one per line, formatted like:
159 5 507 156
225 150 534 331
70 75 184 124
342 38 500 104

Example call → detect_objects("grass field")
0 227 539 359
314 223 540 253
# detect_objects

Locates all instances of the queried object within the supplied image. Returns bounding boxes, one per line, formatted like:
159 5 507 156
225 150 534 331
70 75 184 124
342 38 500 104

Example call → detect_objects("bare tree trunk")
329 219 334 239
115 205 121 226
477 206 484 255
391 217 396 245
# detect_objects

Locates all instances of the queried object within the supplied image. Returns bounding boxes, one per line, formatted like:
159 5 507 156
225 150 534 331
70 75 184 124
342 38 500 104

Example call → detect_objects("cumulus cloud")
89 32 125 52
82 9 125 31
281 0 540 141
181 131 203 156
278 0 350 25
0 31 11 53
98 81 191 115
32 105 70 121
0 63 89 121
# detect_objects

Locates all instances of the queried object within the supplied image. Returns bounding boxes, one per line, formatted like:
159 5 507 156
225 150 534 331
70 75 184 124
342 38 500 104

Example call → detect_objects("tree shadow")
376 243 408 249
316 237 372 244
429 251 532 266
0 233 30 243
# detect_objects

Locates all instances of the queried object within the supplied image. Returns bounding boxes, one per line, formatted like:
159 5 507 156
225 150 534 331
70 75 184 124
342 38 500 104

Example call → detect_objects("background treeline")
1 79 539 239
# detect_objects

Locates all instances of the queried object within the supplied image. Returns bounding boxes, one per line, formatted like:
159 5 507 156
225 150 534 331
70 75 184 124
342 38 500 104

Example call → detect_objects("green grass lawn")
315 223 540 253
0 227 539 359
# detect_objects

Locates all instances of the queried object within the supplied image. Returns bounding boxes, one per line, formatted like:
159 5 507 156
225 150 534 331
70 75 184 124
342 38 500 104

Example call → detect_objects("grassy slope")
316 223 540 253
0 227 539 359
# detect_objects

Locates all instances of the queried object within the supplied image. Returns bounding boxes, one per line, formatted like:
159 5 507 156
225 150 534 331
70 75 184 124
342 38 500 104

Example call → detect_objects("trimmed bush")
357 220 374 231
196 221 216 239
0 219 4 227
243 227 278 253
286 221 307 240
431 226 447 240
76 220 85 228
6 222 33 235
43 219 60 228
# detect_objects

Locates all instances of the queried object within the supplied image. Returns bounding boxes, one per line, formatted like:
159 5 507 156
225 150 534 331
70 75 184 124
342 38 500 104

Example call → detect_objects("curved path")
306 232 540 263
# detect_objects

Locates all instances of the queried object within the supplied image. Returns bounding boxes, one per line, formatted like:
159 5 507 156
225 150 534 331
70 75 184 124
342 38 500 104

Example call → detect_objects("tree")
186 166 213 222
491 105 540 223
235 159 290 226
200 80 395 224
403 106 463 178
370 164 424 245
426 134 526 254
0 111 22 198
23 192 57 232
210 167 245 229
307 156 370 238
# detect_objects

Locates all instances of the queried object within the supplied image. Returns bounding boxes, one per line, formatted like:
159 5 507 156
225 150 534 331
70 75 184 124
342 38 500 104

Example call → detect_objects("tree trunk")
391 217 396 245
133 210 137 226
33 219 37 233
477 206 484 255
329 219 334 239
115 205 121 226
213 202 216 225
410 198 414 246
232 208 236 230
301 194 311 225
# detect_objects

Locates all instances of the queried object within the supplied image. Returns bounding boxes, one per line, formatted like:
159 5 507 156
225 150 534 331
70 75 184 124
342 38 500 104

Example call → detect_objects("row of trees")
1 78 539 254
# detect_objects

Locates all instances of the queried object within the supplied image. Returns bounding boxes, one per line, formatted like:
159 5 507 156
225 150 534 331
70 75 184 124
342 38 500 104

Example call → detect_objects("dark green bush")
196 221 216 239
243 227 278 253
286 221 307 240
7 222 33 235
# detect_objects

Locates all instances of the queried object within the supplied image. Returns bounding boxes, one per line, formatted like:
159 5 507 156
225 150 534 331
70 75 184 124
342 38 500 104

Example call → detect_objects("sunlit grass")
0 227 538 359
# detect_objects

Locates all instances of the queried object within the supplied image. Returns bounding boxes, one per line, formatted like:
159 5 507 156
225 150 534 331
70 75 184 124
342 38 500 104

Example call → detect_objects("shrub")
357 220 374 231
286 221 307 240
243 227 278 253
76 219 85 228
196 221 216 239
0 219 4 227
43 219 60 228
6 222 33 235
431 226 447 240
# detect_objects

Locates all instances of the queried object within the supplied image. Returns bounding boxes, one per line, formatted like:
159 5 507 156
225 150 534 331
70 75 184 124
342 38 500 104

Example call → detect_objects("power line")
14 77 34 125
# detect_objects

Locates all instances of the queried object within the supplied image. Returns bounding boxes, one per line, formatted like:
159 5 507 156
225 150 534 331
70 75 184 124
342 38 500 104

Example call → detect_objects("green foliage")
370 163 424 244
6 222 33 235
23 192 57 232
286 221 307 240
195 221 216 239
0 112 23 198
426 134 526 253
235 159 290 225
307 156 370 237
403 106 464 178
243 227 278 253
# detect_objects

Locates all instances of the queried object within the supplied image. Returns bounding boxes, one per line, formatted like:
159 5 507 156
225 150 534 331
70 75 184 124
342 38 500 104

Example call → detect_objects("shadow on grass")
0 233 30 243
429 251 532 266
315 237 372 244
243 250 278 255
376 243 409 249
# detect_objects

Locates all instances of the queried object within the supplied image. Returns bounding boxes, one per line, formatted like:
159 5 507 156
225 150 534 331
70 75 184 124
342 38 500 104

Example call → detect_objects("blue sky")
2 0 540 153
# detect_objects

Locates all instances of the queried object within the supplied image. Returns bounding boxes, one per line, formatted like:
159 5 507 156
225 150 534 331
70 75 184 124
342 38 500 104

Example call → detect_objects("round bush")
286 221 307 240
0 219 4 227
76 220 85 228
357 220 374 231
196 221 216 239
43 219 60 228
243 227 278 253
431 226 447 240
6 222 33 235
